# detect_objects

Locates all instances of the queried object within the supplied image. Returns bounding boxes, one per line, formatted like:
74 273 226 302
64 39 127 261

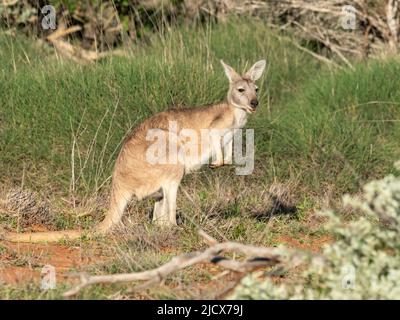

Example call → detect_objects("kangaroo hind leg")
153 180 181 227
165 180 181 226
152 189 168 225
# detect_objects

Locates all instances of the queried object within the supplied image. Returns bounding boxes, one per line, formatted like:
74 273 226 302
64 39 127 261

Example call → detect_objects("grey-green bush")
231 162 400 299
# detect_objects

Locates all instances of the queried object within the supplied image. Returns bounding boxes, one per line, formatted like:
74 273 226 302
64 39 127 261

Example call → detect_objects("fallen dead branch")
63 230 302 297
51 38 127 64
46 26 82 42
44 23 128 64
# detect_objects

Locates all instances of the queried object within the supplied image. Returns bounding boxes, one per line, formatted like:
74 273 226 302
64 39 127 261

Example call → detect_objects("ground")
0 217 332 299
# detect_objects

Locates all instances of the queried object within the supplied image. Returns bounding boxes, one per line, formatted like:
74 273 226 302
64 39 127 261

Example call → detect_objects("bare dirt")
0 232 332 299
275 234 332 253
0 241 106 285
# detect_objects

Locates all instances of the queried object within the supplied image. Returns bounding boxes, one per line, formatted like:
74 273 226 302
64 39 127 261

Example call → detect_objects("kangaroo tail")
2 229 85 243
1 183 132 243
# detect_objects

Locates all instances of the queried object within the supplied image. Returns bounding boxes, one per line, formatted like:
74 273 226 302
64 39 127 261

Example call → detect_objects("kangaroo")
2 59 266 243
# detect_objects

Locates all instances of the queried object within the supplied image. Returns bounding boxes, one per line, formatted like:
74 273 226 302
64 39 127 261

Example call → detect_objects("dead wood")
63 230 302 297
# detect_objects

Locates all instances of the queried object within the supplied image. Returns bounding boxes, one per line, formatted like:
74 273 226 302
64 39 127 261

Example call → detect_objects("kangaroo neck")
226 102 248 128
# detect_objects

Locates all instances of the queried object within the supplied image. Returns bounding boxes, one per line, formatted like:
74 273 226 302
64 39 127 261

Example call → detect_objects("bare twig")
63 230 289 297
46 26 82 42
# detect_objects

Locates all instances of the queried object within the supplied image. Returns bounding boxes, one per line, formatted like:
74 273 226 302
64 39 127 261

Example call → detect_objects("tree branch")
63 230 291 297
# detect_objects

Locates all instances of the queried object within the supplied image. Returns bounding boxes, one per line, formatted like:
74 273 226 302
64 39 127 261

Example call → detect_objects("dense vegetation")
232 165 400 299
2 18 399 197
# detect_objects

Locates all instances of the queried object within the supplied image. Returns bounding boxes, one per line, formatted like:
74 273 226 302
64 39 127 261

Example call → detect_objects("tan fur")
2 59 266 242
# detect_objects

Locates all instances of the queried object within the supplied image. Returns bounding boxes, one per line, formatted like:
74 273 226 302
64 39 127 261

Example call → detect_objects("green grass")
1 17 400 299
1 18 399 199
0 18 320 196
255 59 400 194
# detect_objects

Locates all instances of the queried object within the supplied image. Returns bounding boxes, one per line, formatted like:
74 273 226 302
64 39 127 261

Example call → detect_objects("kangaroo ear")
245 60 266 81
220 60 241 83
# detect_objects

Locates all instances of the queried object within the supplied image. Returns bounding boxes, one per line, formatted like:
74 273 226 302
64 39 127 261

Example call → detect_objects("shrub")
231 161 400 299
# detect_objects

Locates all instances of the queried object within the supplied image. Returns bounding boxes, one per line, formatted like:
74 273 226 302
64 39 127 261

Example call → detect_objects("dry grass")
0 187 54 230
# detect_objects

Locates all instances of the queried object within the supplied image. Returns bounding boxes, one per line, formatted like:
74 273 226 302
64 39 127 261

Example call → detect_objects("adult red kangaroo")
3 59 266 243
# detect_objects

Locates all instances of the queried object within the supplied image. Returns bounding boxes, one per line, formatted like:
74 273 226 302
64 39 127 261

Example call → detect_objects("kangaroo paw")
209 162 224 169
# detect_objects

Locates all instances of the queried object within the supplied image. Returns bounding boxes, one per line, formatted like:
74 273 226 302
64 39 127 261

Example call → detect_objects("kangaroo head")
220 59 266 114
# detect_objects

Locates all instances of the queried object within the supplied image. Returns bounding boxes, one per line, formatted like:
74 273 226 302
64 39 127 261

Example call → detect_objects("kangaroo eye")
255 87 259 93
238 88 245 93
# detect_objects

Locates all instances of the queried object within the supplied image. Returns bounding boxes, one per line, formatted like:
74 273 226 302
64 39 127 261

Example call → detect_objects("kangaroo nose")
250 99 258 108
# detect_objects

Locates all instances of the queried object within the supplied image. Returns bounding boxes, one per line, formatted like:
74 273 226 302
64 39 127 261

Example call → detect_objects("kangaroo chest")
233 108 248 128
